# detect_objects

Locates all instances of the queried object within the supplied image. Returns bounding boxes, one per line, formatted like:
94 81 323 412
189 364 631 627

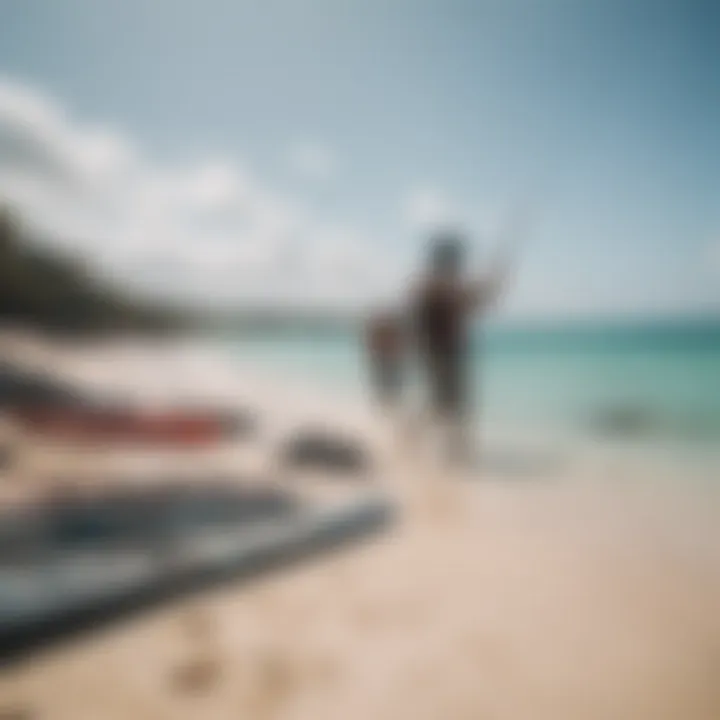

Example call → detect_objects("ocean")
215 317 720 468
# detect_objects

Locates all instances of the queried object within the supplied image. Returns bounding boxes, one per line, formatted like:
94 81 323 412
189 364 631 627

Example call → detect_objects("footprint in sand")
171 606 224 695
242 650 300 718
170 654 223 695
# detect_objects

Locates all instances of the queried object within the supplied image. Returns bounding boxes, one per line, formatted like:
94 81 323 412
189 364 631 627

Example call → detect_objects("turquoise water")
215 318 720 450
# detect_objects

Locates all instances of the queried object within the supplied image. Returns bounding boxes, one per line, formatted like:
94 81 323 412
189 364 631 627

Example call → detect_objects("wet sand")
1 334 719 719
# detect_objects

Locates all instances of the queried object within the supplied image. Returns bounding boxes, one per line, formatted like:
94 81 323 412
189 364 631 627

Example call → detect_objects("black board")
0 481 394 665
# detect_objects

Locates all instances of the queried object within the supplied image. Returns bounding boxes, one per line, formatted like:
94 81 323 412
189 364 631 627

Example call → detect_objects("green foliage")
0 207 183 335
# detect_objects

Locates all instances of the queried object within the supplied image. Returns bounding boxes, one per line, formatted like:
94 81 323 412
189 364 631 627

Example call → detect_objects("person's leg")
446 412 472 465
426 353 459 465
369 356 388 408
422 354 446 460
442 355 474 466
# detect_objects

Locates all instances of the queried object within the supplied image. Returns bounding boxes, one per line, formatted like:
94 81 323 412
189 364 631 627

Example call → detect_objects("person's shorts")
427 353 469 418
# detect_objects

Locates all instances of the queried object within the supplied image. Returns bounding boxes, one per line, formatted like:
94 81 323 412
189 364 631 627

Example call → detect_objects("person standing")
365 309 405 411
412 230 517 464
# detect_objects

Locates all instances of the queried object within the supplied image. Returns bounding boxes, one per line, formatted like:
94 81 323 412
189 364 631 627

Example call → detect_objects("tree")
0 206 183 334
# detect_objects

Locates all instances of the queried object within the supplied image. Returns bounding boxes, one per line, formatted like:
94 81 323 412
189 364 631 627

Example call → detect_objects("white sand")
1 335 719 719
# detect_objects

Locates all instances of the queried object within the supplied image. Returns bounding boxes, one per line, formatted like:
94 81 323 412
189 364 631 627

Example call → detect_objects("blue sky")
0 0 718 316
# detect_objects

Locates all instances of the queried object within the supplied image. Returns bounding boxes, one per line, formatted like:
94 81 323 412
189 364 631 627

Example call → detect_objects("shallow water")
212 319 720 470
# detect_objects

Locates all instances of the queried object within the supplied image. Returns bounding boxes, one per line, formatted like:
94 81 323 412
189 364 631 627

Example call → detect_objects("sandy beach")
1 333 720 720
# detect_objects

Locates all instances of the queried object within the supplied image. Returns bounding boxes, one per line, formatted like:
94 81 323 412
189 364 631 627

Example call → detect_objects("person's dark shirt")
414 278 482 358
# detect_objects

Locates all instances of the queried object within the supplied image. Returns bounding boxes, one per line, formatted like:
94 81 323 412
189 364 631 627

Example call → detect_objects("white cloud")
287 141 335 181
0 77 379 307
0 78 136 192
187 161 250 210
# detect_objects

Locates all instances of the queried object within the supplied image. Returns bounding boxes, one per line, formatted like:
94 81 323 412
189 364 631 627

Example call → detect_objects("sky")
0 0 718 317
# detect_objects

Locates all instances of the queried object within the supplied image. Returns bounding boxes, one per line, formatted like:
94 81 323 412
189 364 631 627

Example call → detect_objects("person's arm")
464 208 528 311
462 247 513 311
